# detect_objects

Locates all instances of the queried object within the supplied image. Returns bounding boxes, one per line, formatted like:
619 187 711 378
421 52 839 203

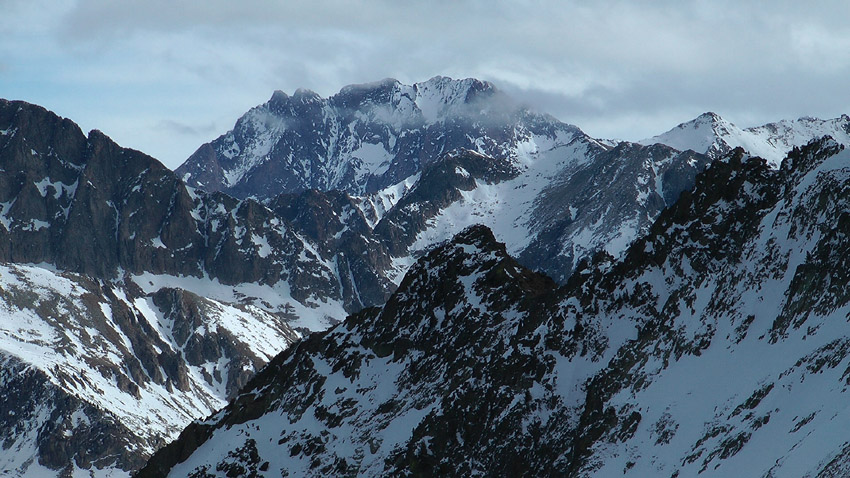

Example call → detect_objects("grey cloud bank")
2 0 849 168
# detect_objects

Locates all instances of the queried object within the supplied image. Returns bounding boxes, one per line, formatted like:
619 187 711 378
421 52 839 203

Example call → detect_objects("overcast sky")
3 0 850 169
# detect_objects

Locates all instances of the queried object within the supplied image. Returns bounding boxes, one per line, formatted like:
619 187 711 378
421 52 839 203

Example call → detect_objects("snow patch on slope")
131 272 345 332
410 139 594 256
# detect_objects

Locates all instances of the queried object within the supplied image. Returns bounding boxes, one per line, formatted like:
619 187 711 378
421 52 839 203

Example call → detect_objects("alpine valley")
1 77 850 477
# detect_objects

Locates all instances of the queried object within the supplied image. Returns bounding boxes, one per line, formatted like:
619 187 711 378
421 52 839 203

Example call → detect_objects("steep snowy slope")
642 111 850 165
365 139 709 283
0 99 380 476
142 137 850 477
0 264 298 476
177 76 583 199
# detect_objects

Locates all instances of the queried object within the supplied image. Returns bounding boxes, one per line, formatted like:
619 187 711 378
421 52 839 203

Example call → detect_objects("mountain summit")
176 76 583 199
641 111 850 165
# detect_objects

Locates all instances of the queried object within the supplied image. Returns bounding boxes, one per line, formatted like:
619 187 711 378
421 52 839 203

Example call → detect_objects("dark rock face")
176 77 582 200
0 98 202 277
0 99 391 312
141 138 850 477
0 355 152 475
268 189 395 311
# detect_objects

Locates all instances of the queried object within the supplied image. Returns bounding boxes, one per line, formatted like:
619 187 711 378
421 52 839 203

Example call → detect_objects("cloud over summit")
3 0 849 168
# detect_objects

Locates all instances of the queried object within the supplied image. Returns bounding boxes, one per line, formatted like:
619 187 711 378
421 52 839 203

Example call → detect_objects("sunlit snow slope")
642 111 850 166
143 138 850 478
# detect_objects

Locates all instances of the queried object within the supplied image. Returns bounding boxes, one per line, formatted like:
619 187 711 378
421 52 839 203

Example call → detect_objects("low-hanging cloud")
4 0 850 168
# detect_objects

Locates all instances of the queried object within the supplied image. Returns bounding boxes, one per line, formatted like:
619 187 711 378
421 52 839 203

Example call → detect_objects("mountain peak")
337 77 401 95
780 135 846 180
452 223 502 252
696 111 722 122
416 75 494 91
269 89 288 103
412 76 497 112
642 111 850 166
639 112 733 156
685 111 733 132
176 77 580 200
292 88 320 102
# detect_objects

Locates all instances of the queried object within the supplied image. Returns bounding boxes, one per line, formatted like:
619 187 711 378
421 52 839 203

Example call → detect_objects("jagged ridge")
642 111 850 165
176 76 583 199
141 137 850 478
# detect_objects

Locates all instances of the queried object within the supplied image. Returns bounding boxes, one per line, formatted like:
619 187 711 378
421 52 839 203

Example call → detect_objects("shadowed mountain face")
0 100 352 476
142 138 850 478
176 76 584 200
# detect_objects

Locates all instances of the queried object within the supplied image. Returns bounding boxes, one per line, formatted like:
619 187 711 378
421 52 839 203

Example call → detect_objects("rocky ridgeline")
641 111 850 165
142 138 850 477
177 76 583 199
0 99 393 308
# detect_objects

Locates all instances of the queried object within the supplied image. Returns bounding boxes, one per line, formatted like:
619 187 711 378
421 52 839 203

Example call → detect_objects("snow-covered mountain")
178 77 718 282
0 99 398 476
641 111 850 165
176 76 583 199
367 141 709 283
5 84 850 477
142 137 850 477
0 265 298 476
0 97 713 476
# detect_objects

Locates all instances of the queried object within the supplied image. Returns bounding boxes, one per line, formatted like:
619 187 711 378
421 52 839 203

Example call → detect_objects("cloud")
155 119 218 137
4 0 850 168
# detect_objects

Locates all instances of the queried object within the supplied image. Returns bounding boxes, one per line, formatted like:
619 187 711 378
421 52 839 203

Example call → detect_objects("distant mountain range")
640 111 850 165
177 76 583 199
177 77 850 281
0 76 849 476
